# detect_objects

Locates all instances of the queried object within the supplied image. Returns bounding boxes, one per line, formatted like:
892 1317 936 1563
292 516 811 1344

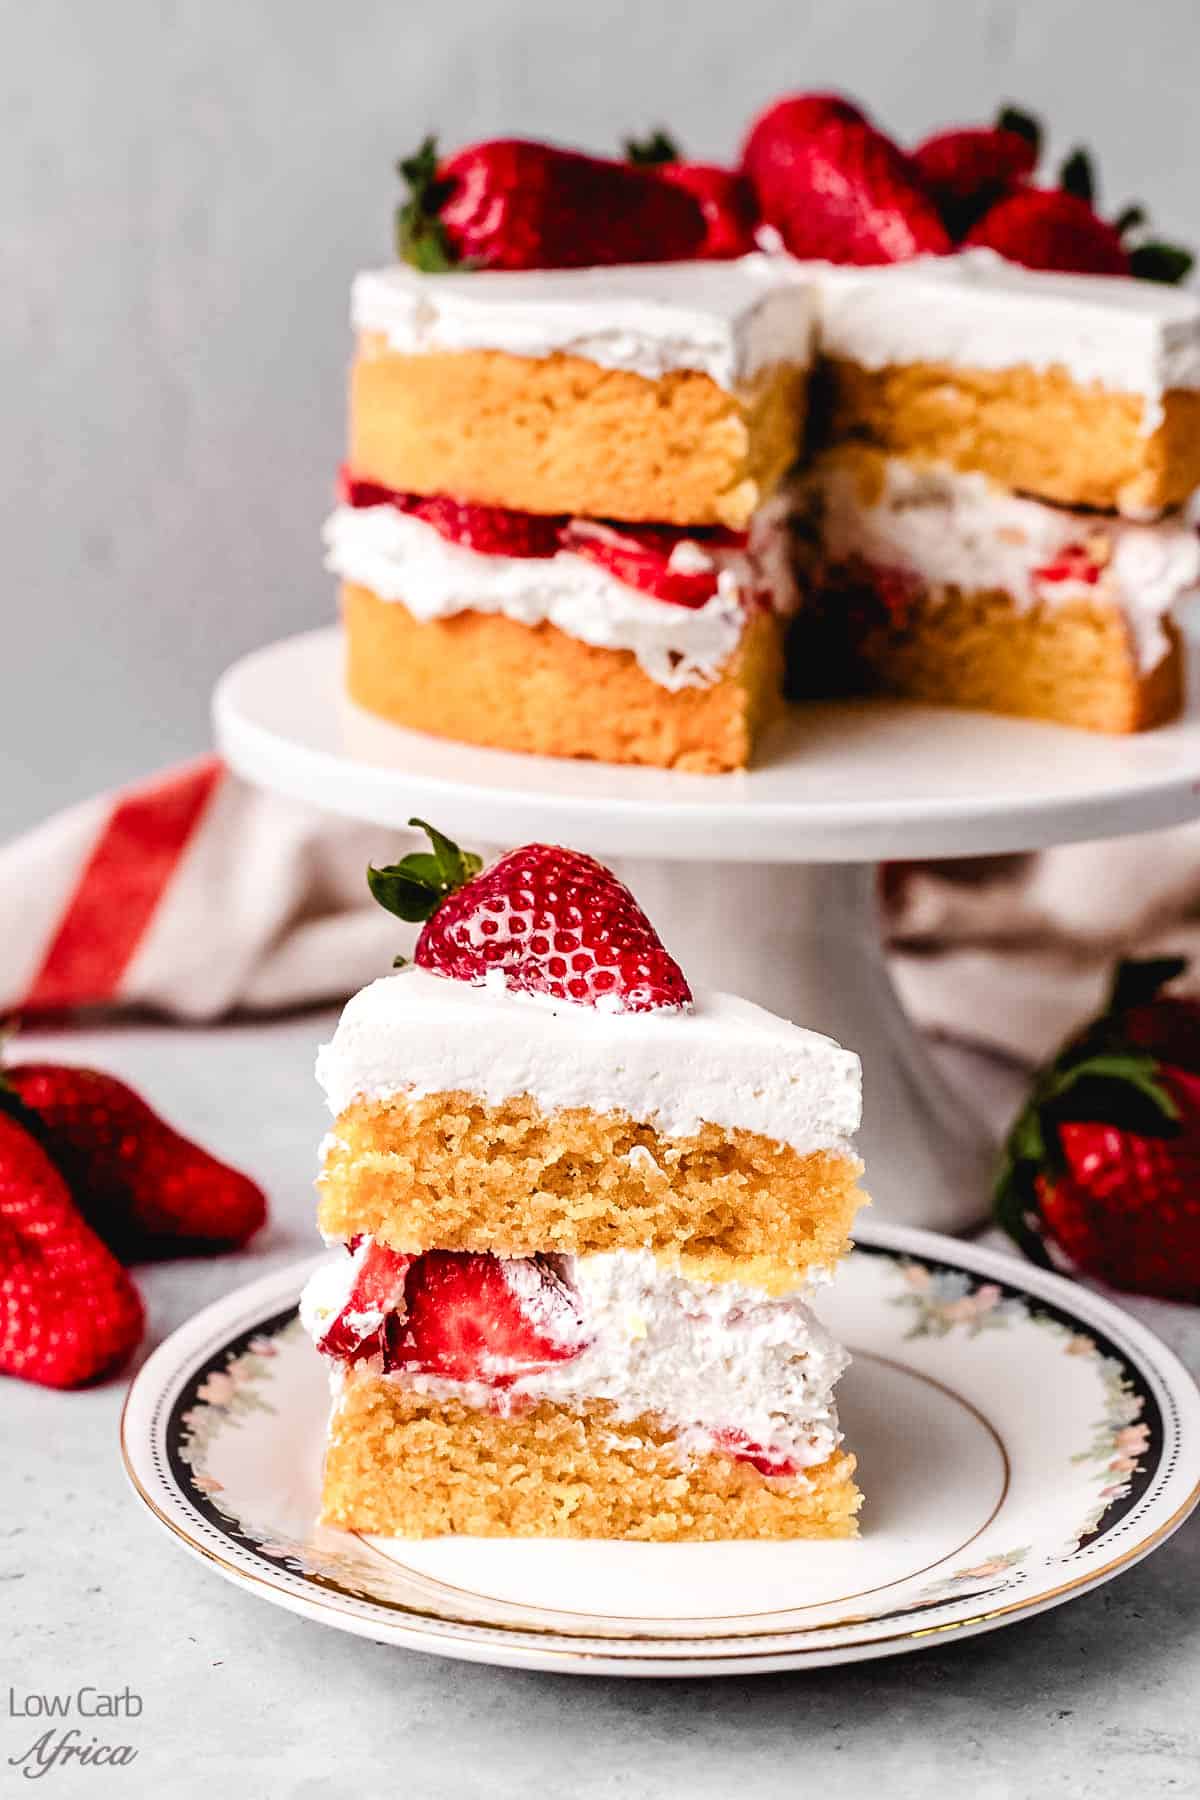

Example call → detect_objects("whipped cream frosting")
807 250 1200 429
324 501 794 690
351 258 815 391
316 966 862 1156
301 1244 848 1471
804 450 1200 673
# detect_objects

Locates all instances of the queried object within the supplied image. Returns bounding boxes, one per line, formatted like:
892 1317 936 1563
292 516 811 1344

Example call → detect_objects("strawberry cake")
302 825 867 1540
327 100 1200 762
331 260 812 773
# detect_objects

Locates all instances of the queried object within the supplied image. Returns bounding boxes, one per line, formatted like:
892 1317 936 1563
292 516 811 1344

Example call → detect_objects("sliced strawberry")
391 1251 589 1383
561 520 746 608
317 1238 413 1362
712 1428 799 1478
1032 544 1104 586
338 470 564 559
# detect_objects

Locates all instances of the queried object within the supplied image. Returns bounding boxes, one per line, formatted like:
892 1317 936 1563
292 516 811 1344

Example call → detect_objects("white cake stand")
214 624 1200 1232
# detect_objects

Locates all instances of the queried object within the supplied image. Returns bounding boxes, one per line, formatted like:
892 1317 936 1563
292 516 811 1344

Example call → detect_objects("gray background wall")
4 0 1198 838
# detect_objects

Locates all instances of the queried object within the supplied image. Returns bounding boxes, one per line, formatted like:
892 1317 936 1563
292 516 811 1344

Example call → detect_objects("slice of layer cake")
791 446 1200 731
812 253 1200 517
304 825 866 1540
336 261 812 771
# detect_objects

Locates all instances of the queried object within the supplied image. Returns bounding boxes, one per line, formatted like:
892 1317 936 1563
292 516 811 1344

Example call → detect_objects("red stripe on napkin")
21 757 224 1013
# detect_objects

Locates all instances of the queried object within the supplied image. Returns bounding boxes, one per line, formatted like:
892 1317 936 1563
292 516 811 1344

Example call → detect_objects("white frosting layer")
301 1246 848 1470
808 250 1200 428
806 451 1200 673
316 966 862 1156
351 258 815 391
324 502 795 691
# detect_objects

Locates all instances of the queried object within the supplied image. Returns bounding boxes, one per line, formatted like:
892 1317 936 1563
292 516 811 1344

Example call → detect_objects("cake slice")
812 252 1200 516
304 825 866 1540
791 445 1199 731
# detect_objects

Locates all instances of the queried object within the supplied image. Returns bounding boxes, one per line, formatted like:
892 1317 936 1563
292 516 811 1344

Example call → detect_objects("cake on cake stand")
214 624 1200 1233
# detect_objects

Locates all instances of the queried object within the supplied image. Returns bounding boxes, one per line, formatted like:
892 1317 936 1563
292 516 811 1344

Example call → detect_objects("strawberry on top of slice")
995 956 1200 1301
367 822 692 1013
396 135 708 273
911 106 1041 238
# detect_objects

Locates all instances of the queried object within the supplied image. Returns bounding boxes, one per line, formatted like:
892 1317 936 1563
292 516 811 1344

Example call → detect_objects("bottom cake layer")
791 580 1183 734
321 1376 862 1541
342 583 784 773
788 586 1180 734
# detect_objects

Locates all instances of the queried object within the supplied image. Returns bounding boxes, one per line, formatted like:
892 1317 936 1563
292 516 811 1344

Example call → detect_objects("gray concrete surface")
5 0 1200 838
3 1015 1198 1798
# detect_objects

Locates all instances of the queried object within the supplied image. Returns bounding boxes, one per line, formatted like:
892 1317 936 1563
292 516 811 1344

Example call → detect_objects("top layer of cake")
317 966 861 1157
814 250 1200 418
352 258 815 391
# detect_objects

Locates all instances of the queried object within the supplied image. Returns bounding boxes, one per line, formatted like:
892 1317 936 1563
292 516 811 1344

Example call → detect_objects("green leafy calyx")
624 129 682 166
394 136 459 272
367 819 483 927
995 105 1042 159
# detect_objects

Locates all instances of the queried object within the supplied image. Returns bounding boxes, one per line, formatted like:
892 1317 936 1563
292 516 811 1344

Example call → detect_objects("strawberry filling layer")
339 468 751 610
304 1238 850 1477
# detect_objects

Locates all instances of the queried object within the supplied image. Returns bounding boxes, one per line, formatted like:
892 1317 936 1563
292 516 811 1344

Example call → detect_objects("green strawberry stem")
394 136 460 273
995 104 1042 158
994 957 1185 1264
624 129 682 166
367 819 483 926
1058 147 1097 205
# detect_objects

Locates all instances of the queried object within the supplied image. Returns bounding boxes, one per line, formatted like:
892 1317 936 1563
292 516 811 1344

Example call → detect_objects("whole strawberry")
396 135 707 272
995 957 1200 1301
912 106 1041 237
624 131 759 259
3 1067 267 1260
367 820 692 1012
756 115 952 264
0 1112 144 1388
740 91 870 223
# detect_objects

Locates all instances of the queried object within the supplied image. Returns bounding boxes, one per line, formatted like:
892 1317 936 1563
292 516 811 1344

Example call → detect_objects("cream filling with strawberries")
324 500 795 691
302 1241 848 1476
800 450 1200 672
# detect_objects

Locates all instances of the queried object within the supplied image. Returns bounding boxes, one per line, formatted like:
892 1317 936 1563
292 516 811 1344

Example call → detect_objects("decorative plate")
121 1222 1200 1677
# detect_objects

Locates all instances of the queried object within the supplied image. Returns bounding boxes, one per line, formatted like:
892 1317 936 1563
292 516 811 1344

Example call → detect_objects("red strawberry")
996 957 1200 1300
912 124 1039 237
624 132 759 259
741 92 869 222
391 1251 589 1383
561 519 745 607
339 470 564 558
395 135 707 273
712 1428 799 1478
965 187 1129 275
1032 544 1104 586
367 821 692 1013
317 1238 412 1362
761 118 952 264
0 1112 143 1388
4 1066 267 1259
